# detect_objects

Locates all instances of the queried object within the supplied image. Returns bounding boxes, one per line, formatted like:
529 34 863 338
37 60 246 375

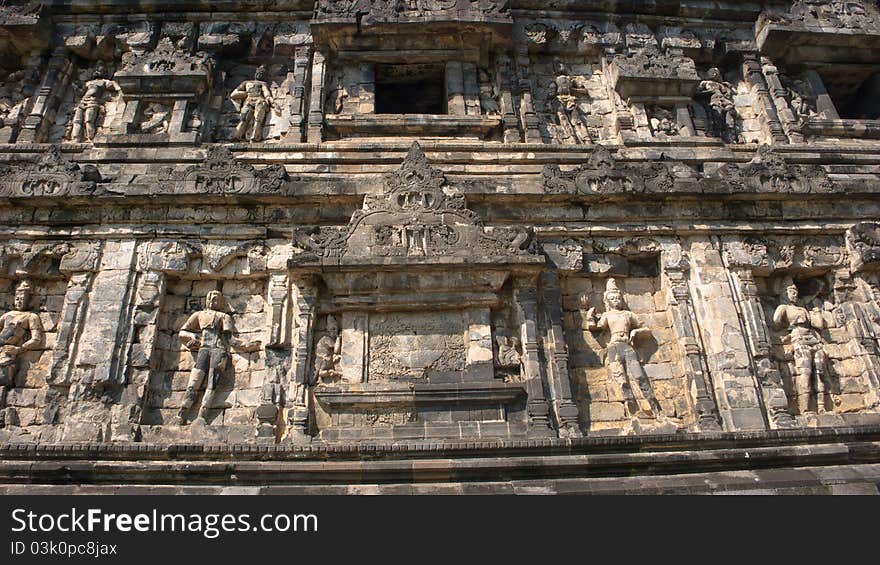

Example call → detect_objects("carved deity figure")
314 315 342 382
649 107 679 136
584 278 663 419
177 290 260 425
772 277 830 415
549 63 592 145
139 102 170 134
0 70 31 130
69 63 121 143
0 281 44 428
781 75 819 123
494 335 522 382
478 68 500 116
230 65 276 142
696 67 738 143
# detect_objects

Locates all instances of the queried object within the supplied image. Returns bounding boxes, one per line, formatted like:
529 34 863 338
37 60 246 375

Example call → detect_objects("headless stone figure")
584 278 662 419
70 63 120 143
177 290 260 425
773 277 829 415
0 280 44 428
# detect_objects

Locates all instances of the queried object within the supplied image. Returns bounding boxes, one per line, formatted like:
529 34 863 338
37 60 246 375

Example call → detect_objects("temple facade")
1 0 880 493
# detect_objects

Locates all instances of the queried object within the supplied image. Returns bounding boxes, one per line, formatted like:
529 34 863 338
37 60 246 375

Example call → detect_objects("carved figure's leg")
814 346 829 414
70 106 85 142
0 363 15 428
251 101 269 142
793 344 814 414
177 348 209 425
234 105 254 140
623 345 662 417
195 348 226 425
607 344 637 417
84 106 100 141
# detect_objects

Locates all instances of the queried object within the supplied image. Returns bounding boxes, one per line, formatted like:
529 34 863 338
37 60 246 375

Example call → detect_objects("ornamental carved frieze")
314 0 510 23
0 146 101 198
709 146 834 194
761 1 880 32
846 222 880 272
137 239 268 275
724 235 845 274
157 146 287 195
541 146 685 195
292 142 536 264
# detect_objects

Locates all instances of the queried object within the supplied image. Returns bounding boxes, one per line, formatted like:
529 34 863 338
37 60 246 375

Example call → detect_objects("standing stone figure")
584 278 662 419
230 65 276 142
549 63 592 144
0 281 44 428
696 67 737 143
478 68 500 116
177 290 260 425
772 277 830 415
314 315 341 382
69 63 121 143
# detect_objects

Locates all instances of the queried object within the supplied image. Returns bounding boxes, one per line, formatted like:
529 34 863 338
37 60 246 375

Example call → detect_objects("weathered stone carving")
549 63 592 144
542 146 682 195
583 278 663 419
68 63 121 142
0 70 32 134
478 68 500 116
776 1 880 31
177 290 261 425
158 146 287 194
137 102 171 134
648 106 679 137
1 146 101 198
773 277 832 415
695 67 738 143
314 0 510 22
292 142 536 262
314 315 342 382
712 146 834 193
0 280 45 428
230 65 277 142
847 222 880 272
494 335 522 382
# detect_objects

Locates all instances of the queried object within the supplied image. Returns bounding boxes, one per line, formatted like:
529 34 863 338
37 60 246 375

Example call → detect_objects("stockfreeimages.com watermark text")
11 507 318 540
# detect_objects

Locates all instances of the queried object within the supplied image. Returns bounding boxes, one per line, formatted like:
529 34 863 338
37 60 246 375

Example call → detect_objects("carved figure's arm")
772 304 787 329
21 313 44 351
179 312 202 351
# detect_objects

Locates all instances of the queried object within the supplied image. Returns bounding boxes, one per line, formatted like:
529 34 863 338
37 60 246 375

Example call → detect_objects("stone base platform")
2 426 879 495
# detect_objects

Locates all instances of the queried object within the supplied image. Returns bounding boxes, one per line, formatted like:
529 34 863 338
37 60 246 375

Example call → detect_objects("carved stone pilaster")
496 53 521 143
49 242 103 387
662 249 722 431
285 276 319 442
257 272 291 442
513 44 542 143
286 45 313 143
17 47 72 143
761 58 805 143
729 267 796 428
742 54 789 144
513 275 554 437
307 50 327 143
538 272 582 438
833 269 880 409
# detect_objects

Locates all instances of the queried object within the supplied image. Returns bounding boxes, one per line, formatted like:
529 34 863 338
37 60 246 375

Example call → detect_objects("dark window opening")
825 70 880 120
375 63 446 114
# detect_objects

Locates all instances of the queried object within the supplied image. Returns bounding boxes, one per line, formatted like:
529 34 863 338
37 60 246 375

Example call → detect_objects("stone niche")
724 233 880 429
136 242 270 444
291 143 544 441
559 241 696 435
313 0 512 141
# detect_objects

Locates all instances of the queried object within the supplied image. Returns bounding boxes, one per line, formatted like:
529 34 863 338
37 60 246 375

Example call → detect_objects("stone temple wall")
2 0 880 493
